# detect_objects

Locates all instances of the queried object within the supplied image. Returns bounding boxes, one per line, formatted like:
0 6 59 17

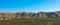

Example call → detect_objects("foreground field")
0 18 60 25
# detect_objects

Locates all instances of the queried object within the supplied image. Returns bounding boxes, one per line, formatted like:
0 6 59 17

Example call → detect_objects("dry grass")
0 18 60 25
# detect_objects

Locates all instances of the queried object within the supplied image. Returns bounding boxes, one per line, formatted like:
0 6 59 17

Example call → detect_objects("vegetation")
0 18 60 25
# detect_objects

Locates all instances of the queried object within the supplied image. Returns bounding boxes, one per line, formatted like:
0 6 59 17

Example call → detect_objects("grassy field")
0 18 60 25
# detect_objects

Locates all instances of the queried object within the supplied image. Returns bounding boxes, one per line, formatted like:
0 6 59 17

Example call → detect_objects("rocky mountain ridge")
0 11 60 20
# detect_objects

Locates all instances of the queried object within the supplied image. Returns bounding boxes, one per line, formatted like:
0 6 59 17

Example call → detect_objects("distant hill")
0 11 60 20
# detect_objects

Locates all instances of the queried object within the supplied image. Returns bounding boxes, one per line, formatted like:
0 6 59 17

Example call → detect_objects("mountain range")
0 11 60 20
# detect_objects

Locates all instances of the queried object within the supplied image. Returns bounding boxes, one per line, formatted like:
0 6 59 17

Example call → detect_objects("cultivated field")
0 18 60 25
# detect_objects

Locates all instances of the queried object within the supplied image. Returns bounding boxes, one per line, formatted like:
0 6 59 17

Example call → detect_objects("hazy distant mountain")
0 11 60 20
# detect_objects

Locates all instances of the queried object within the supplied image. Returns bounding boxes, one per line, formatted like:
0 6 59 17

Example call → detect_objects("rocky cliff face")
0 11 60 20
38 12 47 18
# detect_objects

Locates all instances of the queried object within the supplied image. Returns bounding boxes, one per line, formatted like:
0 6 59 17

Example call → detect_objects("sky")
0 0 60 13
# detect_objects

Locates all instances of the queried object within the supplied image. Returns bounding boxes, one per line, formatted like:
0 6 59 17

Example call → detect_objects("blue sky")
0 0 60 13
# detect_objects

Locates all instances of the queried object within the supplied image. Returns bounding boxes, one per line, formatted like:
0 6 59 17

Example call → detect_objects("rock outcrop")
38 12 47 18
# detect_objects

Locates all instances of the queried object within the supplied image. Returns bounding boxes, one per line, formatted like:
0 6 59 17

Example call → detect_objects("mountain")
0 11 60 20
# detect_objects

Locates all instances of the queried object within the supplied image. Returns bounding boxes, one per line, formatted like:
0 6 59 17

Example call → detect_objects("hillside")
0 11 60 20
